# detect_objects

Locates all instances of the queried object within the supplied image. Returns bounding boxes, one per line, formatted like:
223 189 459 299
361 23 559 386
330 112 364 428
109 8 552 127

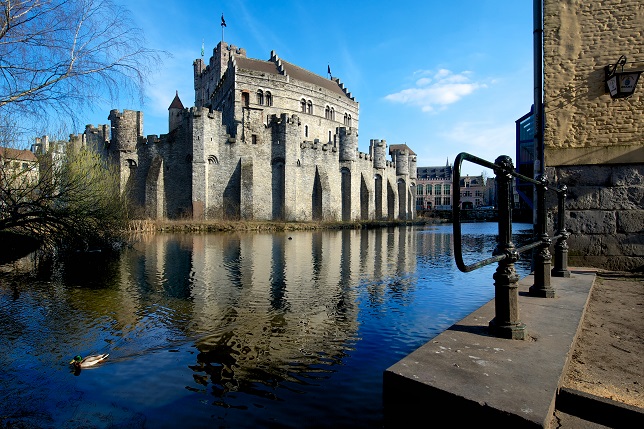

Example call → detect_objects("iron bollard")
530 175 555 298
552 185 571 277
489 156 526 340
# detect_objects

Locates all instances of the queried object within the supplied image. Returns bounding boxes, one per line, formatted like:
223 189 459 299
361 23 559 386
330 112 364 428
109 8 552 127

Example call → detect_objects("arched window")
307 100 312 114
426 184 432 195
347 114 351 127
265 91 272 106
257 89 264 105
331 107 335 121
328 130 332 142
325 106 330 119
304 125 309 138
301 99 307 113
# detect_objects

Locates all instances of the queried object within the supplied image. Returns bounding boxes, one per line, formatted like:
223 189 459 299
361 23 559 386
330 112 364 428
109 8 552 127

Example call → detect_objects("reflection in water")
0 223 532 428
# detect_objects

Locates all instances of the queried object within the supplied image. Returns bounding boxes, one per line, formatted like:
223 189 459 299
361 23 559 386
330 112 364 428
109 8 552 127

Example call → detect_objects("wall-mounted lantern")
604 55 642 99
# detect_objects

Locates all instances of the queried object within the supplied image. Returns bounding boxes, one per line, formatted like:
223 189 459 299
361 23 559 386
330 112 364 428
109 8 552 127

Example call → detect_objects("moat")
0 223 533 428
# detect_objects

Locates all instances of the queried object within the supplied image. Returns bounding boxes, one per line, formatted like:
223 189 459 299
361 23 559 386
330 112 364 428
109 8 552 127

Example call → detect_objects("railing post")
530 175 555 297
489 156 526 340
552 185 571 277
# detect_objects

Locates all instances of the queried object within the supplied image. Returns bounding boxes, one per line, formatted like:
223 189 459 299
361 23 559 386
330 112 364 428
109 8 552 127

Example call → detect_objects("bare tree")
0 0 161 135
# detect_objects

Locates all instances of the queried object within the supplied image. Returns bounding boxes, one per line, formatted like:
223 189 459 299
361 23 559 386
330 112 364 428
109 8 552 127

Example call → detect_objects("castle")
77 41 417 222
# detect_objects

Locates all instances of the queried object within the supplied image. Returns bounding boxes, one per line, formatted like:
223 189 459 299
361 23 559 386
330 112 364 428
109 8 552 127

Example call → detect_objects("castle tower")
194 41 247 107
338 127 357 162
409 155 417 180
393 148 410 176
108 109 143 152
168 91 184 133
370 139 387 169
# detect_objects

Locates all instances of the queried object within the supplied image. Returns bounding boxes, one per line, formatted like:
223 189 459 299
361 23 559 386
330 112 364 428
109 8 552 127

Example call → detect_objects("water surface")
0 223 533 428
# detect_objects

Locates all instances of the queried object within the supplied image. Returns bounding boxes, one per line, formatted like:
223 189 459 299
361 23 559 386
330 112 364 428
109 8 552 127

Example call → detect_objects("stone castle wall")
543 0 643 270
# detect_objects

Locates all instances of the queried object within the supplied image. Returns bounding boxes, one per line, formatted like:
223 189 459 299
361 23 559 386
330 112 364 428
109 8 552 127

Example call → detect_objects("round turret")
371 139 387 169
109 109 142 152
338 128 357 162
395 149 410 176
409 155 417 179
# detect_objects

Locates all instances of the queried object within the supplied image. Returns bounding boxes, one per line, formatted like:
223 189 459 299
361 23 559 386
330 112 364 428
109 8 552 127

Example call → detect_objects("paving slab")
383 269 596 428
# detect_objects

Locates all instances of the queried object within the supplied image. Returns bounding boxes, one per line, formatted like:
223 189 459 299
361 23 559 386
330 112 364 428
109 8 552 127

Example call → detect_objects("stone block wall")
547 164 643 270
543 0 643 271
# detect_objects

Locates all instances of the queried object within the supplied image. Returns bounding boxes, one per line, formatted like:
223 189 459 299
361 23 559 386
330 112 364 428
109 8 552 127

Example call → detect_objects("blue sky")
84 0 535 176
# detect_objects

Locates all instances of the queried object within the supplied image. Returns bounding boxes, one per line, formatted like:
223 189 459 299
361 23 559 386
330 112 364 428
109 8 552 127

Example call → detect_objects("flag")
221 14 226 27
201 39 204 57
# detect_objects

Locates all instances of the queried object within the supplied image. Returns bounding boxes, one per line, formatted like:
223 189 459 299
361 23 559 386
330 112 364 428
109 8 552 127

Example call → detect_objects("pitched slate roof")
0 147 37 162
234 56 349 99
168 91 184 110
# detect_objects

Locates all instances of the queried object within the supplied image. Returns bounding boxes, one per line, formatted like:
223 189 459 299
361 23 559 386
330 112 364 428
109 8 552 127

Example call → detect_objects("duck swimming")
69 353 109 369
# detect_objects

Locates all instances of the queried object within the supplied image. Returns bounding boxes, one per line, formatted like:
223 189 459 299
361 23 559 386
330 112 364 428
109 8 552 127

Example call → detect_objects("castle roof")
234 56 350 99
168 91 184 110
388 144 416 156
0 147 37 162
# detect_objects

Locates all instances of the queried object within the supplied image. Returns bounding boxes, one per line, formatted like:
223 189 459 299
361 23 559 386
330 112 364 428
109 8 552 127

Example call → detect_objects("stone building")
415 163 453 211
543 0 643 270
78 41 417 222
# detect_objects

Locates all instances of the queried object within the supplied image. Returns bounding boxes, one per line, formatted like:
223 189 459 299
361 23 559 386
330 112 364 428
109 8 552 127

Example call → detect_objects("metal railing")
452 152 570 340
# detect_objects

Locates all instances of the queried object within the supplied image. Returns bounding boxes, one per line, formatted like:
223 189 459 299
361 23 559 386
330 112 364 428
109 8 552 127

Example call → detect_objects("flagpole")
221 14 226 43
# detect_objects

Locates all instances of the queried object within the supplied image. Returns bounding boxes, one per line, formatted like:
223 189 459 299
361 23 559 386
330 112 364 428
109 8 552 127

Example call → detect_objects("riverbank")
125 217 446 233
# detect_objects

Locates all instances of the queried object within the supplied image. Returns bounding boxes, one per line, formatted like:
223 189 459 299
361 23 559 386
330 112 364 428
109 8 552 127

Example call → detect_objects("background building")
458 175 487 210
543 0 643 270
0 147 39 187
416 163 452 211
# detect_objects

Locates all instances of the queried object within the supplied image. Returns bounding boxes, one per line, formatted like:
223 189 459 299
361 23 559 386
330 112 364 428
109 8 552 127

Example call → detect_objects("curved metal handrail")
452 152 565 273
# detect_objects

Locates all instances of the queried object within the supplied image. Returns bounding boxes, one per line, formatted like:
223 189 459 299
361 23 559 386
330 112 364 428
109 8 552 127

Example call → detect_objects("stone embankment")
126 218 444 233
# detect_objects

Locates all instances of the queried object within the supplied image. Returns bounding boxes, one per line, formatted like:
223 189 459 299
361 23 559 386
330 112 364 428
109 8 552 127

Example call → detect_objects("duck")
69 353 109 369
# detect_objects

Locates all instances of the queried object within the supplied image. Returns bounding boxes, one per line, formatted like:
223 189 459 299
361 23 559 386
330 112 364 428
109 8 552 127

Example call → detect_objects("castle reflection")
118 227 417 401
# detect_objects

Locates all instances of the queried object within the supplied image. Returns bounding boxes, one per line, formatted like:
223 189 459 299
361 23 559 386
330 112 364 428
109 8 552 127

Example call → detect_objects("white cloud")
385 69 486 112
440 121 516 167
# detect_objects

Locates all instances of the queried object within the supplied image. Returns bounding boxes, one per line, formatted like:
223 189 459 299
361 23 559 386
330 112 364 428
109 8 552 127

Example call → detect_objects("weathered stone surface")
568 256 644 272
600 186 644 210
564 186 601 210
601 234 644 257
567 235 603 257
617 210 644 234
552 165 612 187
566 210 616 235
612 165 644 187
